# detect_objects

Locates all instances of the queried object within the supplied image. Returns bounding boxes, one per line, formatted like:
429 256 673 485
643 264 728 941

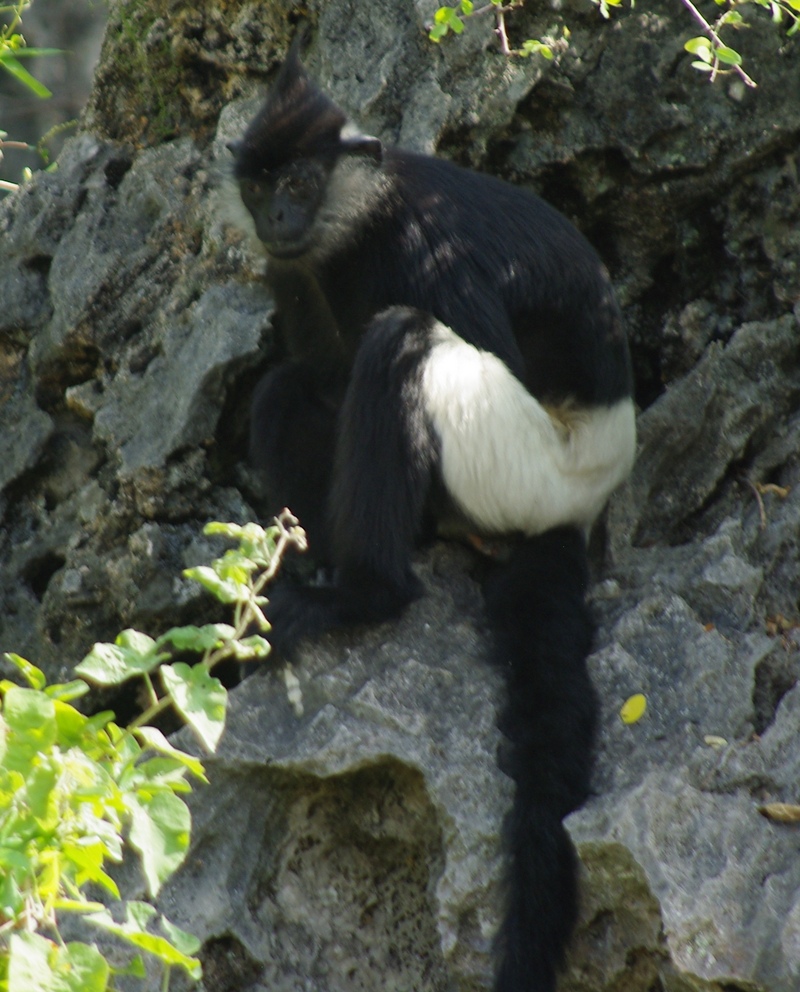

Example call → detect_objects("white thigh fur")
421 324 636 535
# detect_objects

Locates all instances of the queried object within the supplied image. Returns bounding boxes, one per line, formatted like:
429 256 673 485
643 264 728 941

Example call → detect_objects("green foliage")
0 1 61 98
429 0 557 57
0 656 203 991
591 0 627 20
682 0 799 85
0 0 64 195
0 513 306 992
430 0 475 40
429 0 797 85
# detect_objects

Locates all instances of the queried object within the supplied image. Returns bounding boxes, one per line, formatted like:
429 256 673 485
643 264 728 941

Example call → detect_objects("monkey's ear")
340 130 383 164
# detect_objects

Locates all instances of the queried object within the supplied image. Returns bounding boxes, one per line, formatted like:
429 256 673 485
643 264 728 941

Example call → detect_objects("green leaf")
52 700 90 748
25 760 58 820
84 710 118 740
160 915 202 956
231 635 271 661
2 687 56 772
3 654 46 690
88 905 202 979
433 6 464 33
76 630 166 685
160 663 227 752
684 37 713 62
127 791 191 895
156 623 235 653
130 758 193 795
8 932 109 992
61 943 110 992
125 899 158 930
723 10 744 26
0 55 52 98
62 839 122 896
0 862 24 918
715 45 742 65
691 60 715 72
53 897 107 913
45 680 90 703
133 726 207 781
5 48 65 59
519 39 554 59
182 565 245 604
215 550 258 584
202 521 245 539
111 955 147 979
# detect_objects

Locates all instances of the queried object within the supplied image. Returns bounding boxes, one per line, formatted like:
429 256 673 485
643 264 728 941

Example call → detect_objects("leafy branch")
0 511 305 992
430 0 558 59
681 0 758 86
682 0 798 86
0 0 64 194
429 0 799 85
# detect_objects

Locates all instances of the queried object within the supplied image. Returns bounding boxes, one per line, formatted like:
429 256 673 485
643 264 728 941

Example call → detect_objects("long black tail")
484 526 598 992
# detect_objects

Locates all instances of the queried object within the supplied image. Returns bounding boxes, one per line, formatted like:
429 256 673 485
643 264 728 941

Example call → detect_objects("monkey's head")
228 49 383 260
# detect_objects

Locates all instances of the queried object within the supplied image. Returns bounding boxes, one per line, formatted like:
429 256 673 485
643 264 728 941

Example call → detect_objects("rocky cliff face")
1 1 799 989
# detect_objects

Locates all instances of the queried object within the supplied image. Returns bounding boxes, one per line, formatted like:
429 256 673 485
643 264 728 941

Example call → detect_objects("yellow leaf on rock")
620 693 647 725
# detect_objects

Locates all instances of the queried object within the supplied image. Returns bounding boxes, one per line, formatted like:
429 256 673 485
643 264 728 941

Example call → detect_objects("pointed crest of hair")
234 39 347 178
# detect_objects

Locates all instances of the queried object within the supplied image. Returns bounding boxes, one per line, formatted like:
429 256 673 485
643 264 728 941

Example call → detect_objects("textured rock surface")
1 0 799 989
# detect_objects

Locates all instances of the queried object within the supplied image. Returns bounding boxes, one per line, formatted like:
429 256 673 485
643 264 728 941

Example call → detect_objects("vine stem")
677 0 757 88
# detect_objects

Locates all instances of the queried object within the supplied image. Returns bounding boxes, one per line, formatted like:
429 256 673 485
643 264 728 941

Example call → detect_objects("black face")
238 158 329 259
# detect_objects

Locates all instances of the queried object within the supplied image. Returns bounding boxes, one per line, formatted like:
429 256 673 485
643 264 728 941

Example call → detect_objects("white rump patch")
421 324 636 535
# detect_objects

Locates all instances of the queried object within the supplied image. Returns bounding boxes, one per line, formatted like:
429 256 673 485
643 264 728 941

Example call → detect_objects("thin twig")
495 6 511 55
742 476 767 529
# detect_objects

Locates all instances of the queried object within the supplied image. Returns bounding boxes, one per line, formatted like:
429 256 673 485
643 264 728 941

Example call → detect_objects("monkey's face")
237 158 330 260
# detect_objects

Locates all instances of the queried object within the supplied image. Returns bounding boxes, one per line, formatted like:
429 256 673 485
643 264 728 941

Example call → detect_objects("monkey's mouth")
264 237 313 260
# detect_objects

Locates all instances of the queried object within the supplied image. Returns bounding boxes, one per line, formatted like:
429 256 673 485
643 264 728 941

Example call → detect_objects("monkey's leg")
266 306 439 652
249 362 339 560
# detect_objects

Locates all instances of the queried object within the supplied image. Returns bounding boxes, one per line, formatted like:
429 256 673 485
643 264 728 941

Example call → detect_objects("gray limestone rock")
1 0 799 989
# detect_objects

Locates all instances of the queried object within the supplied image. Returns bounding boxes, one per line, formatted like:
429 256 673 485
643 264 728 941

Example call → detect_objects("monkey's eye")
240 179 264 201
278 171 320 198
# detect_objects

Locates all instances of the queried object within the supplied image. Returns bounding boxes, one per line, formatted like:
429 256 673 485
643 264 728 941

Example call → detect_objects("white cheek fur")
421 323 636 535
220 176 269 260
306 156 389 262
